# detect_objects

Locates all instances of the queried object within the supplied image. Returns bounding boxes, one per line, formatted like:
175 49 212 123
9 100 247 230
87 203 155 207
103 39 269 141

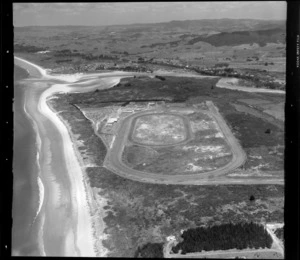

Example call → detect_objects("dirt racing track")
103 101 251 185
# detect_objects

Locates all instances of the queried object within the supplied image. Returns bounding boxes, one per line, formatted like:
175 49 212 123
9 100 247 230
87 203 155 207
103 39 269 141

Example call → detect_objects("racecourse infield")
128 112 193 147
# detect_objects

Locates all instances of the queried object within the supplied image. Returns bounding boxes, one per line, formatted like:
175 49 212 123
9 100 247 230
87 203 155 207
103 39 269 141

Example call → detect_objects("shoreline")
23 81 70 256
39 74 128 256
38 84 96 256
46 98 109 256
23 87 44 225
22 82 47 256
12 75 47 256
15 57 101 256
15 56 134 256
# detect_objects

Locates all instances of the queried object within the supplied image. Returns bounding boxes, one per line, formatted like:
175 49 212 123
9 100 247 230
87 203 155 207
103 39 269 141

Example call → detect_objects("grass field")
132 114 187 145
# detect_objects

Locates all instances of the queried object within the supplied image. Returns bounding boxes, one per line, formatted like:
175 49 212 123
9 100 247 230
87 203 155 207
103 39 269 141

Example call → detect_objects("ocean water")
12 62 76 256
11 61 124 256
12 65 42 256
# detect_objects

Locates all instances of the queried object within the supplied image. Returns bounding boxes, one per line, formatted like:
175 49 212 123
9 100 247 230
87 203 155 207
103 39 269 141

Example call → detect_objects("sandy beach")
14 56 126 256
38 85 96 256
48 103 110 256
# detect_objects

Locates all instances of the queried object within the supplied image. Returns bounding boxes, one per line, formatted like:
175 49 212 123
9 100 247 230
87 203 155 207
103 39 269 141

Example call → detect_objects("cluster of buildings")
102 101 168 131
100 103 151 135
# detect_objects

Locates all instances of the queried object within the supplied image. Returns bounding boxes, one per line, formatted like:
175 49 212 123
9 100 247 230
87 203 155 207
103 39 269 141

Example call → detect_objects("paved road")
104 102 252 185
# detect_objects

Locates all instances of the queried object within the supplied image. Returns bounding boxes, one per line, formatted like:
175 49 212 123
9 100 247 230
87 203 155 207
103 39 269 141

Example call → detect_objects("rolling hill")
186 28 285 47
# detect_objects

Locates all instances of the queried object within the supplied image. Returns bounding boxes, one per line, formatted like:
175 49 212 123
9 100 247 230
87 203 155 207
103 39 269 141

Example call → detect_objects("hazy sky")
13 2 287 27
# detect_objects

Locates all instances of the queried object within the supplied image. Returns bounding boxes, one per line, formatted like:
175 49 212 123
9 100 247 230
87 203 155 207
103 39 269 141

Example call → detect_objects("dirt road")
266 224 284 256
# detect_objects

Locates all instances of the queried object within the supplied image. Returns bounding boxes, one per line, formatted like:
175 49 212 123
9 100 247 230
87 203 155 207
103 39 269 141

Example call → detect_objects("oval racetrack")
104 101 248 185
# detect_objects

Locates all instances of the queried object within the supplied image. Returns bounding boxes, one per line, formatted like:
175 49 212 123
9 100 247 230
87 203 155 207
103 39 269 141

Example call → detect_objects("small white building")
107 117 118 124
166 235 176 242
37 50 51 54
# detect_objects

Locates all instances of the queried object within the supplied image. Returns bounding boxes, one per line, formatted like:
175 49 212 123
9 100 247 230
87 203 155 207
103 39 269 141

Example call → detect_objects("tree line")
172 222 273 254
134 243 164 258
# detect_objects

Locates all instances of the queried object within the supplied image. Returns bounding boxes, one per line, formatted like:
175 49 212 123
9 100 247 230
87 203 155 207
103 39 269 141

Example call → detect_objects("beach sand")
15 57 114 256
40 77 131 256
37 82 98 256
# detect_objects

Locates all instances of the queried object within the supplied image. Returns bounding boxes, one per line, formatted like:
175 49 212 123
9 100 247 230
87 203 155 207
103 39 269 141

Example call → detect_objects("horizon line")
13 17 286 28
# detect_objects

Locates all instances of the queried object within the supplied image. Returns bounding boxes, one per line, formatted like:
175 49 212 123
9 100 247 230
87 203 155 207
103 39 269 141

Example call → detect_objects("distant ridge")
186 27 285 47
14 18 285 30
